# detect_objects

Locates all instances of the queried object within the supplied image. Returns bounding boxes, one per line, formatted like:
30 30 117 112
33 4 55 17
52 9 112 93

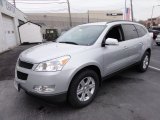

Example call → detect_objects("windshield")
56 25 105 46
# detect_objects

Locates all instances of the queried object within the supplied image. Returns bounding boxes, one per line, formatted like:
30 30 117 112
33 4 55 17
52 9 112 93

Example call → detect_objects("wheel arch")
67 64 102 95
146 48 151 56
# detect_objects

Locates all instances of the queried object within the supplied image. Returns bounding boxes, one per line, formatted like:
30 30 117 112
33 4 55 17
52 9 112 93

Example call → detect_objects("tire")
137 51 150 72
68 69 99 108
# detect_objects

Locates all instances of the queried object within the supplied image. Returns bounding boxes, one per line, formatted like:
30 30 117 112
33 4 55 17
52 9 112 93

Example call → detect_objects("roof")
80 20 141 26
80 22 107 26
18 21 42 28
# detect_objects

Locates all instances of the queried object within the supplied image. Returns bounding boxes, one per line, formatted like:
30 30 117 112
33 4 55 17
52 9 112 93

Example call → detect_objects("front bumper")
14 63 74 97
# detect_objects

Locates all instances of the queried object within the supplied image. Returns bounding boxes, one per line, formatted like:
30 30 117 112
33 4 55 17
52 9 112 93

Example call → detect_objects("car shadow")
20 67 145 113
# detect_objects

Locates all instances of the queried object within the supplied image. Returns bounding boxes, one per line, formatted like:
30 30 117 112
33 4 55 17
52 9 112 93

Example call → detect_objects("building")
145 17 160 28
0 0 27 53
19 22 43 44
27 10 123 34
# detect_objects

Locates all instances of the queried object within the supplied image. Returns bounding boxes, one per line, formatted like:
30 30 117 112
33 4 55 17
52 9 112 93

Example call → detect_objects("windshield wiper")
59 41 79 45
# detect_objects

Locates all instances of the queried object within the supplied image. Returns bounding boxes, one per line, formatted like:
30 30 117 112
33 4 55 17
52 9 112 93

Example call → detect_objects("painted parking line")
149 66 160 71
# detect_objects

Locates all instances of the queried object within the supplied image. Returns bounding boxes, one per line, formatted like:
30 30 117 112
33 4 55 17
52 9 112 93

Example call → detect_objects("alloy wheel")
77 77 95 102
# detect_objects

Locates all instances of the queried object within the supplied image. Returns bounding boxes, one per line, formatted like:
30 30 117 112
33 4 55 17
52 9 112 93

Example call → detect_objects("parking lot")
0 44 160 120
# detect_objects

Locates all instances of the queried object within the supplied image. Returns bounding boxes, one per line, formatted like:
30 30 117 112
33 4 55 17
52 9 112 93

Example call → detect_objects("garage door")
2 14 16 49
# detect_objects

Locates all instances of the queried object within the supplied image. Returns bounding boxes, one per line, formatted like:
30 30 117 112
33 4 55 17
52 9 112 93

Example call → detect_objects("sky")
9 0 160 20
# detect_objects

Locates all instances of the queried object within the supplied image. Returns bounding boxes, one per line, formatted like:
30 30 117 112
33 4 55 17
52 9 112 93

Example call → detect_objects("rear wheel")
68 69 99 108
137 51 150 72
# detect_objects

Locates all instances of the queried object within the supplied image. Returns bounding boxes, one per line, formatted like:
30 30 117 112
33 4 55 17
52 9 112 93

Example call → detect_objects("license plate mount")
14 80 20 92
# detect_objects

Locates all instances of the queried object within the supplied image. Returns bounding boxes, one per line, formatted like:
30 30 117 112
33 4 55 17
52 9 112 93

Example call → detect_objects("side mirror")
105 38 119 45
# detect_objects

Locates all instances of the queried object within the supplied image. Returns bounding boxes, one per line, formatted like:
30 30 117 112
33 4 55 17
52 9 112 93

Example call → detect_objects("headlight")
35 55 70 72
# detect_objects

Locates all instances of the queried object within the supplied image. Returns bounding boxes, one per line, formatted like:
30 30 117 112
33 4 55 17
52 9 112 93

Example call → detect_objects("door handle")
139 42 143 46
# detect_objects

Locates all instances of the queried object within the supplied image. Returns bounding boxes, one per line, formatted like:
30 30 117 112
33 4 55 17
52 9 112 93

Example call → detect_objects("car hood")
20 42 89 63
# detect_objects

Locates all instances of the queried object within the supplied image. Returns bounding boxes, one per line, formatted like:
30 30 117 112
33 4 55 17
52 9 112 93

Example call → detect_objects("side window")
105 25 124 42
122 24 138 40
135 25 147 37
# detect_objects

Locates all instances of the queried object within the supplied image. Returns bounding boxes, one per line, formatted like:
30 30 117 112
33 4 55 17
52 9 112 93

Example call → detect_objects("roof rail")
106 20 138 24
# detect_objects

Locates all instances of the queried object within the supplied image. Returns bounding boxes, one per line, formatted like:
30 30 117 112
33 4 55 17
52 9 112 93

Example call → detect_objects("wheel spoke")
80 80 85 87
86 90 92 98
86 77 91 85
77 88 83 95
81 92 86 101
89 83 95 89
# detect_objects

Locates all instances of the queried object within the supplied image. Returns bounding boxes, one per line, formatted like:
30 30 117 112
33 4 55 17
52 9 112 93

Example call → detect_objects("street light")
151 5 160 26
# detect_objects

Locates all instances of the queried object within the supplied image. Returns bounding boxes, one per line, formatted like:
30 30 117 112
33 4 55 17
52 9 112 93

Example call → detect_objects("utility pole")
124 0 127 20
13 0 16 7
88 10 90 23
130 0 134 21
151 5 160 26
66 0 72 27
151 6 155 26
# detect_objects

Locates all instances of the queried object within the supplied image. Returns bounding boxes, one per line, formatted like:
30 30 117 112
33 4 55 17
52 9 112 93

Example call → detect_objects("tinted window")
57 25 105 46
122 24 138 40
135 25 147 37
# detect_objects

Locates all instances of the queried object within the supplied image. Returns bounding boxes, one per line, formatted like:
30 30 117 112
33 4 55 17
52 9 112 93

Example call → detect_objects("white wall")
0 12 6 52
0 0 27 53
19 22 43 43
0 0 27 21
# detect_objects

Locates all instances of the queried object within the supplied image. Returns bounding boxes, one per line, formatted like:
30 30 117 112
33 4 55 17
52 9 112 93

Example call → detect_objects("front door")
103 25 129 76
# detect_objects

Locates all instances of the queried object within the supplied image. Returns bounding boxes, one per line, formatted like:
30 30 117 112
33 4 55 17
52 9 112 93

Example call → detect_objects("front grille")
17 71 28 80
19 60 33 69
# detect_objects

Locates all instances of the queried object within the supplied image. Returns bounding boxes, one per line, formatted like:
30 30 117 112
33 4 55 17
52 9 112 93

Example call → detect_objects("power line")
8 0 65 1
8 0 66 4
10 2 66 4
21 8 67 11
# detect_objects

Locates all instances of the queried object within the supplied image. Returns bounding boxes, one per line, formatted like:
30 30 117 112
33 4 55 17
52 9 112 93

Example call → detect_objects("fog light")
33 85 55 93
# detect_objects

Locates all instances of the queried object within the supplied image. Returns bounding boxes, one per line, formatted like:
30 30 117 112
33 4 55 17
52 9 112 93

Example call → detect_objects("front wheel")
137 51 150 72
68 69 99 108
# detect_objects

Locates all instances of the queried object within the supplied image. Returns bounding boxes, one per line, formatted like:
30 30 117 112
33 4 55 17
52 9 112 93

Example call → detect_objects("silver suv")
14 21 152 108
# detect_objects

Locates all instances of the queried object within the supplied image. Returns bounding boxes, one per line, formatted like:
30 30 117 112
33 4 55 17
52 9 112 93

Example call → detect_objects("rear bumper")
156 37 160 43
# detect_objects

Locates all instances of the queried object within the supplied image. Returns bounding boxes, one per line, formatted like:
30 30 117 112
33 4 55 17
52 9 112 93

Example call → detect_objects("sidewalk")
0 45 36 81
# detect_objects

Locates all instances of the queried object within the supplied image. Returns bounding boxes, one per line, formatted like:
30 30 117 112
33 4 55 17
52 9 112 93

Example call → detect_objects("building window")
106 13 123 16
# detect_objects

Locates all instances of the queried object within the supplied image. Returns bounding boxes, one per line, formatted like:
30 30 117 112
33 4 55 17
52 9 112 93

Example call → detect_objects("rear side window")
122 24 138 40
135 25 147 37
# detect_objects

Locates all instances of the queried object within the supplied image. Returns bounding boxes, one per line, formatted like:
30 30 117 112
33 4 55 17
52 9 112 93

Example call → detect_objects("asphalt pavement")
0 44 160 120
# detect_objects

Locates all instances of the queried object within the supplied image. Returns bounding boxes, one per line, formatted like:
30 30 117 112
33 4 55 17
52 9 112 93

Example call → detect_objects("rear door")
121 24 143 64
